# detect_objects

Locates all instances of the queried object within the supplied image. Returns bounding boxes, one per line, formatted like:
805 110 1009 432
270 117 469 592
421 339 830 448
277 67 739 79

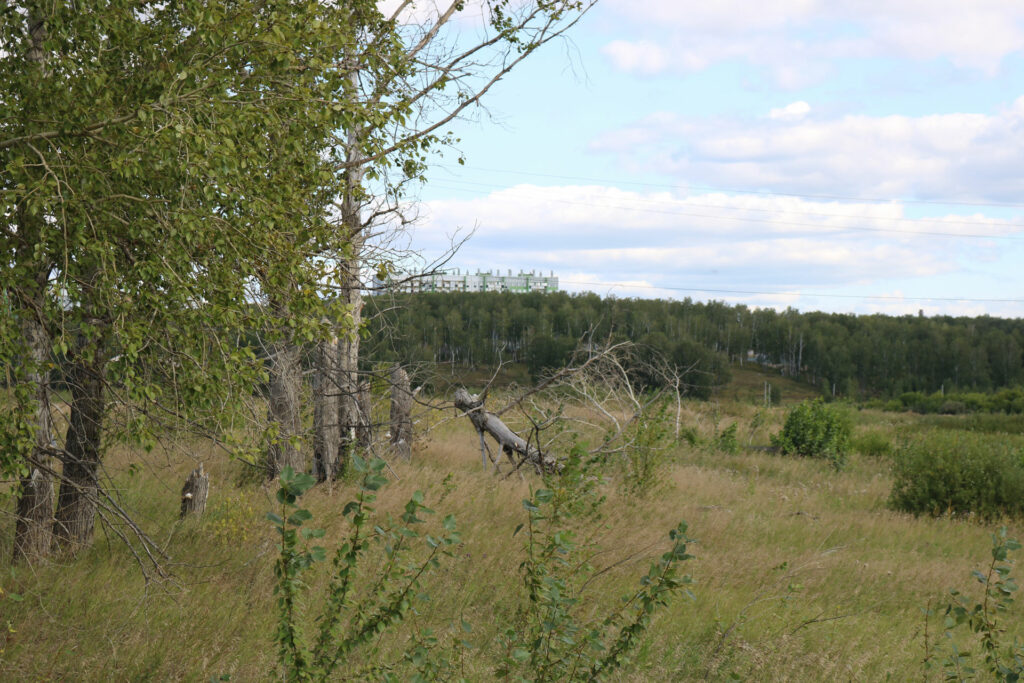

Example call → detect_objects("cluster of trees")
1 1 596 566
365 291 1024 398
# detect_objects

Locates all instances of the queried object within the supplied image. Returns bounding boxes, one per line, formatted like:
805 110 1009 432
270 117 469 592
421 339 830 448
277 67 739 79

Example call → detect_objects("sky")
403 1 1024 318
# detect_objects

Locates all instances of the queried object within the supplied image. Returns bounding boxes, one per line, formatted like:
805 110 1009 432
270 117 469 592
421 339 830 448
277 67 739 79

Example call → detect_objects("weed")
925 528 1024 680
270 458 462 681
851 430 891 458
772 398 852 469
497 451 695 681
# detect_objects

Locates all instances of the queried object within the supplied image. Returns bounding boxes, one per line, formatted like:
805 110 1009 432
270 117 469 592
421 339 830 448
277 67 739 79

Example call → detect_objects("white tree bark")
13 10 54 564
454 388 562 474
389 365 413 459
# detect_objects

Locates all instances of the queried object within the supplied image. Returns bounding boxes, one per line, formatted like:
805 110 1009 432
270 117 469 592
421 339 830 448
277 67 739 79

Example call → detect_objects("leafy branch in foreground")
270 457 461 682
925 527 1024 681
497 450 696 681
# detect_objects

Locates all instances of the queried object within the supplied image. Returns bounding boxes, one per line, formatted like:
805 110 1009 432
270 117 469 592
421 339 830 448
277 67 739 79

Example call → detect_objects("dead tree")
356 380 372 450
179 463 210 519
313 333 342 481
449 341 699 477
453 388 562 474
389 365 413 460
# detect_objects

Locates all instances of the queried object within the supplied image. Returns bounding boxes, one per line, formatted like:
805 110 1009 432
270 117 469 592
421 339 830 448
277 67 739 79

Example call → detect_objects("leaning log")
454 388 562 474
180 463 210 519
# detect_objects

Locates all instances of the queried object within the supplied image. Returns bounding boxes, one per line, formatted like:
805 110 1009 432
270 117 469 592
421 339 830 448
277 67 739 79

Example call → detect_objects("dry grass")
2 389 1023 681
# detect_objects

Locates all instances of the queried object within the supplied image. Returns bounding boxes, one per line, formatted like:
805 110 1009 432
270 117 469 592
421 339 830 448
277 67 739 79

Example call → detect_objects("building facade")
393 269 558 294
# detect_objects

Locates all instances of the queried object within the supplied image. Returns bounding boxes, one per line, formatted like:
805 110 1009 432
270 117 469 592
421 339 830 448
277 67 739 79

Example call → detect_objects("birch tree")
1 0 356 558
308 0 597 477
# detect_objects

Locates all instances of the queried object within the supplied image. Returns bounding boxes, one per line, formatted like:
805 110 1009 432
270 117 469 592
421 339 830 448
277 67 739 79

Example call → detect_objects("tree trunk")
180 463 210 518
12 6 54 565
356 380 372 450
267 339 305 477
389 365 413 460
312 334 341 481
53 354 106 552
454 388 562 474
337 301 361 469
13 318 55 562
336 122 366 470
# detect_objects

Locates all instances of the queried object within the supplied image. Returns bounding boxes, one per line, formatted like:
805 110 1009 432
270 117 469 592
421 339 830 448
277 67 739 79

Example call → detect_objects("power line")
436 163 1024 209
427 181 1024 241
560 280 1024 304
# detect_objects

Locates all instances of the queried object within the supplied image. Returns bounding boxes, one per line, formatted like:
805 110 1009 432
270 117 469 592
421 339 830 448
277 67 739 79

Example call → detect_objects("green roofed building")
391 269 558 294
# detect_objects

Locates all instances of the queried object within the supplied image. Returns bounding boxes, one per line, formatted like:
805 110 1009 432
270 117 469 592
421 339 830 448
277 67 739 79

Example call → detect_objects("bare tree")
309 0 597 475
451 340 699 477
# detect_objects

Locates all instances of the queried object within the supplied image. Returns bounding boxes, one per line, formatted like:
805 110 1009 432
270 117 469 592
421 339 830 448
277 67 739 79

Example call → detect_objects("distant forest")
364 291 1024 398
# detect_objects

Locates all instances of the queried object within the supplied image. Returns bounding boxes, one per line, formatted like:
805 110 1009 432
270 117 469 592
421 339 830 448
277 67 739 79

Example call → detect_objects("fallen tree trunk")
454 388 562 475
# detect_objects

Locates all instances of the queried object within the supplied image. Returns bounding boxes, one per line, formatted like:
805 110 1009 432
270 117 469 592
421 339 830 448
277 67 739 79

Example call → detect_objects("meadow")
2 366 1022 681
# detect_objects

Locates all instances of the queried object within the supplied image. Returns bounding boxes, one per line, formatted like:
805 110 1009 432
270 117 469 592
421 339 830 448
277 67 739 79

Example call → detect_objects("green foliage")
772 399 852 469
368 292 1024 401
925 528 1024 680
497 452 695 681
715 423 740 455
911 413 1024 436
889 432 1024 520
619 403 673 494
890 388 1024 416
0 0 362 478
851 430 892 457
270 459 462 682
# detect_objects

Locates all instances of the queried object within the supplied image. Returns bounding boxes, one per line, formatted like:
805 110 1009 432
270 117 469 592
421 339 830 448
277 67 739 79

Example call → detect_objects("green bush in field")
772 398 852 469
889 432 1024 520
851 430 892 457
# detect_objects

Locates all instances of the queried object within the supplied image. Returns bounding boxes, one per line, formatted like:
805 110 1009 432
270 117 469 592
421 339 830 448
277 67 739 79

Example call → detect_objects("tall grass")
1 393 1022 680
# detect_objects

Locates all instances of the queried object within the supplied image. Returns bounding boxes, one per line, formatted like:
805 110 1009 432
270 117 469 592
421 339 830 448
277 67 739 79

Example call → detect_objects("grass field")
2 366 1022 681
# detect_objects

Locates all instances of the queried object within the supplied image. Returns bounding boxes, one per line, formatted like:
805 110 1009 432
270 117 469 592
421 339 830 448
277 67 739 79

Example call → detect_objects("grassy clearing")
2 386 1023 681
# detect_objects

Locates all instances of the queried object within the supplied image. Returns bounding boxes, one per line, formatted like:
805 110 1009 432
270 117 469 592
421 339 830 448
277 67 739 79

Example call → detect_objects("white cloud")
406 182 1023 314
769 101 811 121
590 98 1024 202
601 40 673 75
601 0 1024 81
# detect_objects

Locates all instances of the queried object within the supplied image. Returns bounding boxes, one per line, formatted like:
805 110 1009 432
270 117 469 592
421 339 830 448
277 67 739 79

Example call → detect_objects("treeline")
363 291 1024 398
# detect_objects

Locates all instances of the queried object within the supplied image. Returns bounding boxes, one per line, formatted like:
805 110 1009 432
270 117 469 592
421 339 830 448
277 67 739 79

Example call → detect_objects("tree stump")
180 463 210 519
356 380 372 450
389 365 413 460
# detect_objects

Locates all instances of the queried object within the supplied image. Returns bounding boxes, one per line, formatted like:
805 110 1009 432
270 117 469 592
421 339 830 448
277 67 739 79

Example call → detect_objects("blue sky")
403 1 1024 317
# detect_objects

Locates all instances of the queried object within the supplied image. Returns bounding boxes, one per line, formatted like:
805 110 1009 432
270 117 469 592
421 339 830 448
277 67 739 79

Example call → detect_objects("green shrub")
851 430 891 458
772 398 852 469
715 422 740 455
889 432 1024 520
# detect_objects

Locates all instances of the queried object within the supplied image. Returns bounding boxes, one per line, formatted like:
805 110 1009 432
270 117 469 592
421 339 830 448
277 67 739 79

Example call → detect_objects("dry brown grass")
2 392 1023 681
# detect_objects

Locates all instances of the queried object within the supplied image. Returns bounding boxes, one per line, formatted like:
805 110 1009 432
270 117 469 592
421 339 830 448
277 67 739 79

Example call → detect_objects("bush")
851 430 891 458
889 432 1024 520
772 398 852 469
715 422 740 455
